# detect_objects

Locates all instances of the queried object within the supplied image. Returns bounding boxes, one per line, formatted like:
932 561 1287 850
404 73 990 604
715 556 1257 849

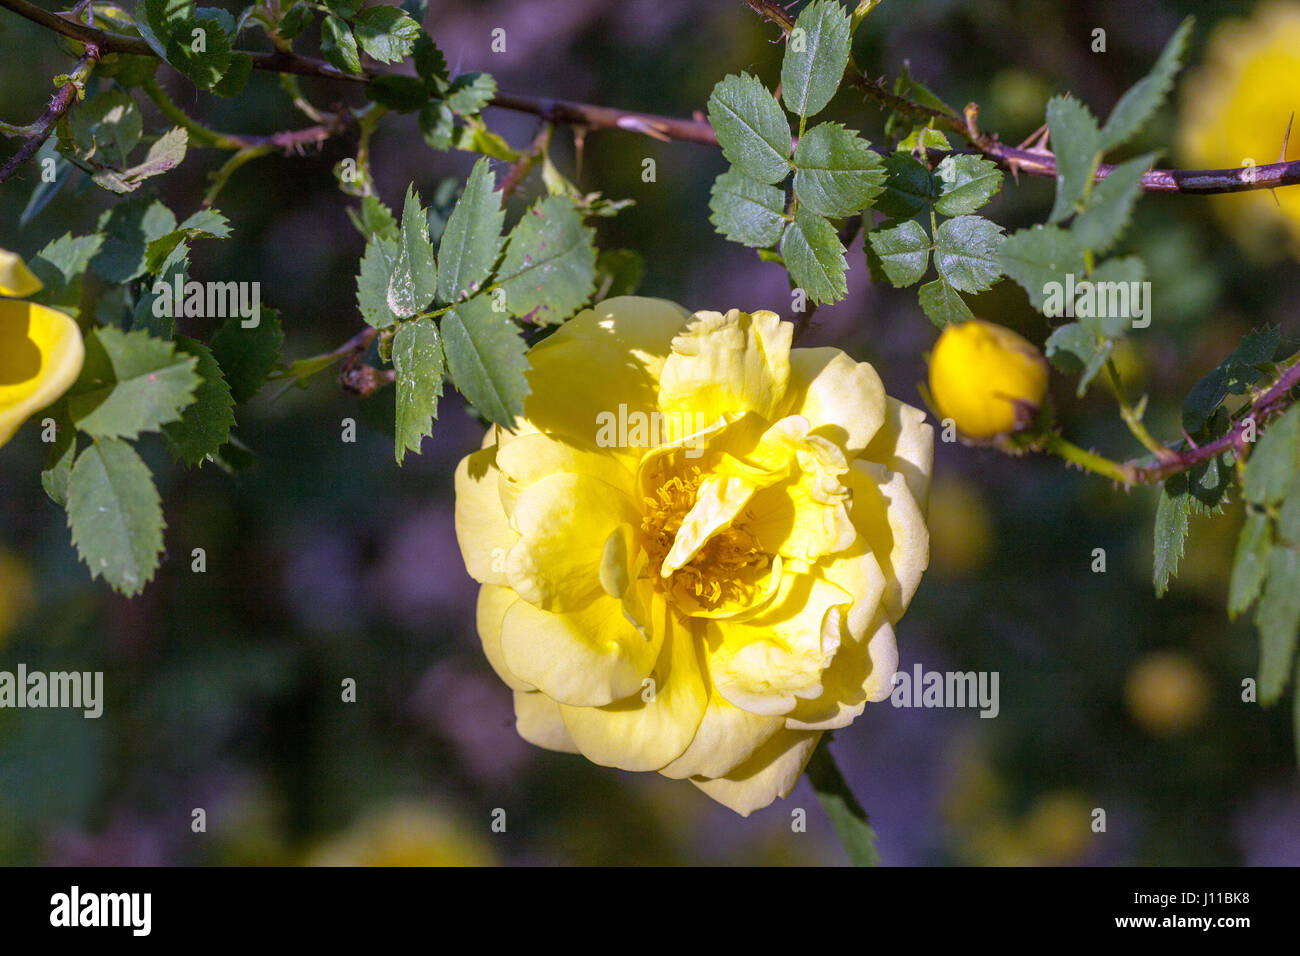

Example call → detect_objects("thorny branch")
1 0 1298 193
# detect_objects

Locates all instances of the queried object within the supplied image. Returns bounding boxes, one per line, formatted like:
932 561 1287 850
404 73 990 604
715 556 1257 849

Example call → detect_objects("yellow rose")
0 250 43 298
455 297 932 815
1 281 85 448
1178 2 1300 258
928 319 1048 440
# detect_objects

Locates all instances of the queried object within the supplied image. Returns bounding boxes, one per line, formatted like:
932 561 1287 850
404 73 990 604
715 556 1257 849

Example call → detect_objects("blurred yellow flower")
0 290 84 448
1125 651 1210 737
306 801 494 866
455 297 933 815
0 550 34 649
1179 2 1300 258
1020 791 1093 864
928 319 1048 440
926 475 994 573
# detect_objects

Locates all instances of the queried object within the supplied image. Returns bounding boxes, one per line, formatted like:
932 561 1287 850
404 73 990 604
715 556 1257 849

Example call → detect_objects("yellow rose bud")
455 298 933 815
928 319 1048 439
0 299 85 448
0 248 43 299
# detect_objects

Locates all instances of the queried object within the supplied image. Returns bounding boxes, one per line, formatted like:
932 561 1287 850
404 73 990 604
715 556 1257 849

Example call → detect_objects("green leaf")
933 215 1004 293
437 157 505 303
917 277 973 327
1153 480 1190 597
349 195 400 242
357 236 401 329
89 198 176 283
1230 510 1273 618
162 336 234 465
210 307 284 404
805 736 879 866
165 17 232 90
1244 406 1300 507
933 155 1003 216
276 1 312 41
781 209 847 304
194 6 236 40
1279 478 1300 548
875 153 937 219
174 208 228 239
418 101 453 148
91 127 188 194
352 6 422 63
20 141 72 229
66 438 165 596
30 232 104 294
387 186 439 318
707 73 792 185
446 72 496 115
365 74 429 112
67 327 200 439
896 125 951 154
495 195 597 324
791 122 885 218
999 224 1087 310
781 0 852 119
1045 95 1101 223
1072 153 1154 253
1045 321 1111 394
1183 326 1279 433
40 404 76 507
450 119 519 160
69 90 142 168
136 0 194 59
392 317 446 463
709 169 787 248
867 219 929 287
1255 545 1300 705
323 0 362 18
212 51 253 97
413 32 449 90
441 297 529 427
1099 17 1194 152
1078 256 1145 340
593 249 645 299
321 16 362 75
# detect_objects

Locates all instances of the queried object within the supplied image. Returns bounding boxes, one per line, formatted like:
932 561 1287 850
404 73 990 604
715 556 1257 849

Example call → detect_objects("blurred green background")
1 0 1299 865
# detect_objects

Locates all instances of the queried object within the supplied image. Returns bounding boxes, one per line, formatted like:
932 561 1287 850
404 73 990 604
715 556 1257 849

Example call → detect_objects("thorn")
1279 112 1294 164
616 116 671 142
1015 124 1048 152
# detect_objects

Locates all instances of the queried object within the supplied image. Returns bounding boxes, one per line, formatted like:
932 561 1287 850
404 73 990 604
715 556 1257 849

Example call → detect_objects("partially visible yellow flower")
1179 2 1300 257
1125 651 1210 737
0 249 42 298
926 476 994 573
0 298 84 447
1020 791 1092 864
928 319 1048 439
306 800 494 866
455 297 933 815
0 550 34 649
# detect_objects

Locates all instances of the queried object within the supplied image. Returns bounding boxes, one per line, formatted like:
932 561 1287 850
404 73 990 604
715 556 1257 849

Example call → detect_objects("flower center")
640 467 771 612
